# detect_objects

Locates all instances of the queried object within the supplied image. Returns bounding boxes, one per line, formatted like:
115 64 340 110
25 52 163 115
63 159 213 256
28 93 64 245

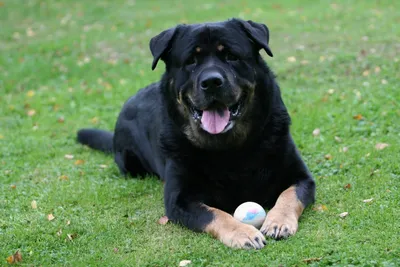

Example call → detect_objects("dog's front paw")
260 208 298 239
221 223 266 249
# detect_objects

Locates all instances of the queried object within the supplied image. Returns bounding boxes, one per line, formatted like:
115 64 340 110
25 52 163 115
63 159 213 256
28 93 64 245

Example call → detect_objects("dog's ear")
236 19 273 57
149 26 178 70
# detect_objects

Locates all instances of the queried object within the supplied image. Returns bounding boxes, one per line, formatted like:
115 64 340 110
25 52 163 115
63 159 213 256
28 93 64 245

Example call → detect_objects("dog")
77 18 315 249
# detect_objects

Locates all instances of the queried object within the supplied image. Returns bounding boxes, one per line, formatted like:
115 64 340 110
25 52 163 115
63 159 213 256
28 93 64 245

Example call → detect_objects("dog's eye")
186 56 196 66
226 52 238 62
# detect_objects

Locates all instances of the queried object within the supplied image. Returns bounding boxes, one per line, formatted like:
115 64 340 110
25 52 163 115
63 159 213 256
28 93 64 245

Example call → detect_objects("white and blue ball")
233 202 266 229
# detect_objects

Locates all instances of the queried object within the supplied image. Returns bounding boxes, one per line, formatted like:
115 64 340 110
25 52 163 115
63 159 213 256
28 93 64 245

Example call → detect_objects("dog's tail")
77 129 113 153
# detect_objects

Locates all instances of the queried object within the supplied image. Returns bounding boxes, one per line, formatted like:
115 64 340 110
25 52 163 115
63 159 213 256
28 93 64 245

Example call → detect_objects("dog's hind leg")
115 150 150 178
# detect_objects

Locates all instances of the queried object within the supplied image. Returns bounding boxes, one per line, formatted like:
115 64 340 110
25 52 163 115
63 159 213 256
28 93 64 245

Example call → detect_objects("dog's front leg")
260 178 315 239
163 161 266 249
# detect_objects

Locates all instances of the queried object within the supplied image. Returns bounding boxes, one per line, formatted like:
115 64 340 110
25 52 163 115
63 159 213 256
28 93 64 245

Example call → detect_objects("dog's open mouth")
187 95 246 135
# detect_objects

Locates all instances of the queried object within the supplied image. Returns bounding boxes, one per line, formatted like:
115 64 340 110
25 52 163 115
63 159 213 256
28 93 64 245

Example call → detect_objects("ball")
233 202 266 229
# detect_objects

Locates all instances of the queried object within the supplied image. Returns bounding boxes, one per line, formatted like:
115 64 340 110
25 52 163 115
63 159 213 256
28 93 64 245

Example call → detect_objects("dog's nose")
199 71 224 91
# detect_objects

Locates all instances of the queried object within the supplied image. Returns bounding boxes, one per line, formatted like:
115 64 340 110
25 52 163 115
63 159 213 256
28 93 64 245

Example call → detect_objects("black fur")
77 18 315 234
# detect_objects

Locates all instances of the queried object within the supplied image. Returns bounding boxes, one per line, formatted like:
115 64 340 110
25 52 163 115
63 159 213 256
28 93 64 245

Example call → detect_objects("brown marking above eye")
217 44 224 51
196 47 202 53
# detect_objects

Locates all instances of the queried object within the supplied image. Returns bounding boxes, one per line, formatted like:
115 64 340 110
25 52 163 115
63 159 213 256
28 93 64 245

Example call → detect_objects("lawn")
1 0 399 266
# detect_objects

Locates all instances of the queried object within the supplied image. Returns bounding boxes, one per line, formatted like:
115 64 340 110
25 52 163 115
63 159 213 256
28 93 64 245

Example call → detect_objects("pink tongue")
201 107 230 134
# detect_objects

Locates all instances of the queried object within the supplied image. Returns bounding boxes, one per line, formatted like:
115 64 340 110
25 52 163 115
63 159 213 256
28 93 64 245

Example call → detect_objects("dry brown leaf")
339 212 349 218
58 116 65 123
287 56 296 62
59 175 69 181
67 233 77 241
353 114 363 120
26 90 35 97
90 117 99 124
179 260 192 266
47 214 55 221
303 257 322 263
363 198 373 203
375 143 389 150
10 184 16 189
6 250 22 264
312 128 320 136
334 136 342 142
344 183 351 189
64 154 74 160
31 200 37 209
158 216 169 225
27 109 36 116
74 159 85 165
313 204 328 212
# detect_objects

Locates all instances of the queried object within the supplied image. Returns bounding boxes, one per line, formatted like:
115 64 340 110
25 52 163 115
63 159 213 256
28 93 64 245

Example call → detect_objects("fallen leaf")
6 250 22 264
27 109 36 116
344 183 351 189
31 200 37 209
287 56 296 62
313 204 328 212
26 27 35 37
375 143 389 150
26 90 35 97
324 154 332 160
374 66 381 73
303 257 322 263
179 260 192 266
67 233 78 241
58 116 65 123
59 175 69 181
47 214 55 221
353 114 363 120
90 117 99 124
10 184 16 189
64 154 74 160
339 212 349 218
158 216 169 225
66 220 71 226
312 128 320 136
74 159 85 165
363 198 373 203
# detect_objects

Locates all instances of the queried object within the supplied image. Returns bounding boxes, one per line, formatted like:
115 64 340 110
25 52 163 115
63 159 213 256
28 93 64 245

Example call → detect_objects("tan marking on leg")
203 206 266 249
196 46 202 53
217 44 224 51
260 185 304 239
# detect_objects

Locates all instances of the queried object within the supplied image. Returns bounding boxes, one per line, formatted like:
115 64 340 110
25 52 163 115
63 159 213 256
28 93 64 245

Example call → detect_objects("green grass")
1 0 399 265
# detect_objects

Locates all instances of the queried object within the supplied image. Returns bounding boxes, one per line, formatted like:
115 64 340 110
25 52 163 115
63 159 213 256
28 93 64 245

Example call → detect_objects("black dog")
77 18 315 249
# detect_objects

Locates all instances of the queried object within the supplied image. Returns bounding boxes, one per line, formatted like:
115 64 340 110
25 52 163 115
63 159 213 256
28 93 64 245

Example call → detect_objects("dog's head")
150 18 274 149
